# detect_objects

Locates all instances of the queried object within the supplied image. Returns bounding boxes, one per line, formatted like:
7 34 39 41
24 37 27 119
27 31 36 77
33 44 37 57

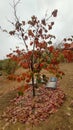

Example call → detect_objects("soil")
0 63 73 130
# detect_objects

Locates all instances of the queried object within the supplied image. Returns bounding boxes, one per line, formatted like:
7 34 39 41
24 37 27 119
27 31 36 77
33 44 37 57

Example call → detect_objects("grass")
0 62 73 130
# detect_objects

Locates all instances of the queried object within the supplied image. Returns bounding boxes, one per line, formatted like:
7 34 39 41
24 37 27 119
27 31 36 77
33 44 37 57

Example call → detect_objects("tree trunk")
32 72 35 97
31 53 36 97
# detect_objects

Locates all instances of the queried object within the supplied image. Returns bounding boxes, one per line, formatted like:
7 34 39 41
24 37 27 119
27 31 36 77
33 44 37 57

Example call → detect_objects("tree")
56 36 73 63
0 0 66 126
0 0 65 97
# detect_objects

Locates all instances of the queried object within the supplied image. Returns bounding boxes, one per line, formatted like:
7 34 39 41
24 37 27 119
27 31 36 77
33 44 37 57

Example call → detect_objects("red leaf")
52 9 58 17
41 19 46 25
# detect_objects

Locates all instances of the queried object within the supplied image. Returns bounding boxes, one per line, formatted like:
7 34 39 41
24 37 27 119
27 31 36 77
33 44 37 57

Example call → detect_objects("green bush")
0 59 17 74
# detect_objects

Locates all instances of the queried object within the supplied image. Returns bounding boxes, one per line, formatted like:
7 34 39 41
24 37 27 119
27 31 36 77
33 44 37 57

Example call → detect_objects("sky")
0 0 73 59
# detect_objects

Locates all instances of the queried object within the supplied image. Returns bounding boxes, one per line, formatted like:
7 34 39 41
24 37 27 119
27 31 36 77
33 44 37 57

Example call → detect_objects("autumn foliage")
62 37 73 62
5 9 67 97
1 1 69 126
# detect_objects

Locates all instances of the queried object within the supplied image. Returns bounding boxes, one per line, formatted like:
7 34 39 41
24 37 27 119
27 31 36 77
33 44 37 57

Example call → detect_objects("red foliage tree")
61 37 73 62
0 1 66 126
0 0 65 97
7 10 65 97
1 1 65 98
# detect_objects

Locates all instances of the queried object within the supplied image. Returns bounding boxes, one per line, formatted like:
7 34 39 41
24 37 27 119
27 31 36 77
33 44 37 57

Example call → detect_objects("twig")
8 19 15 26
13 0 21 21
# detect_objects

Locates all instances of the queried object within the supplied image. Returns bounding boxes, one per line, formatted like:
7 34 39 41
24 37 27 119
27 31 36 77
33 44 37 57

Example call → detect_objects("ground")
0 63 73 130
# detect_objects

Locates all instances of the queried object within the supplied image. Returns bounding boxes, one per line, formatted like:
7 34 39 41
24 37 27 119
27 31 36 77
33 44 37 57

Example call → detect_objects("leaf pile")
1 85 65 126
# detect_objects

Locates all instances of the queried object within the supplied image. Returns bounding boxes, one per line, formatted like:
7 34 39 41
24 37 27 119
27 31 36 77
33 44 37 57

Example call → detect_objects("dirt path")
0 63 73 130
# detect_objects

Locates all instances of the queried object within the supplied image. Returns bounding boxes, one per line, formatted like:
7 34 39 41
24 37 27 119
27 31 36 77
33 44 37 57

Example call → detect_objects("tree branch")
13 0 21 21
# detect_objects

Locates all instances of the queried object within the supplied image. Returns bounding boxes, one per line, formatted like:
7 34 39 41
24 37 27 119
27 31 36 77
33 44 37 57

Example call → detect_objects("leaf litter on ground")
1 84 65 126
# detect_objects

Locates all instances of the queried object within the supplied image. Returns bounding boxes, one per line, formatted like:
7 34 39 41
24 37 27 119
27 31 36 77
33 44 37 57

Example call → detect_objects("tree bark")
31 54 35 97
32 73 35 97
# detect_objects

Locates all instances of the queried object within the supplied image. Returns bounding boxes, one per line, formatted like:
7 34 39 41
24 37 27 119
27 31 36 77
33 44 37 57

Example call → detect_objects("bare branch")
14 0 21 7
0 26 8 33
45 9 48 18
12 0 21 21
9 3 14 8
14 33 22 39
20 29 29 52
7 19 15 26
45 14 52 21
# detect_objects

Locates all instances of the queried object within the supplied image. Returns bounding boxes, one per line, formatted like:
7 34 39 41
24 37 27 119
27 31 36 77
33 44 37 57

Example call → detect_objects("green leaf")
18 91 23 96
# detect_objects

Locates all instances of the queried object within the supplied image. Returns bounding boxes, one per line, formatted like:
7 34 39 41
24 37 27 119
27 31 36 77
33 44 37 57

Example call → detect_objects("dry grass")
0 63 73 130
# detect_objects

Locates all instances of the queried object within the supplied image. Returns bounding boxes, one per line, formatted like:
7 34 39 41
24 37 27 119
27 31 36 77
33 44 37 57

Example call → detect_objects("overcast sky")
0 0 73 59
